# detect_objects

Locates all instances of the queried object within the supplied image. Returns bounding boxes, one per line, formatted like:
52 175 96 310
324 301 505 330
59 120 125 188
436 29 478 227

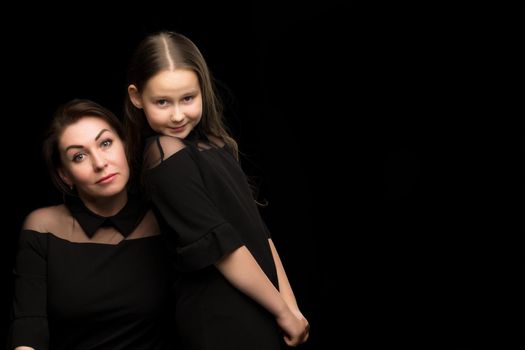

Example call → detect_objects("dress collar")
185 128 200 142
64 194 147 238
144 128 203 151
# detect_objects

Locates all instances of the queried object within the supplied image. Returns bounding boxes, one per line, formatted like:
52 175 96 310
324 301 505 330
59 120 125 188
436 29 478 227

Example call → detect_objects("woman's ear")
58 168 73 189
128 85 143 109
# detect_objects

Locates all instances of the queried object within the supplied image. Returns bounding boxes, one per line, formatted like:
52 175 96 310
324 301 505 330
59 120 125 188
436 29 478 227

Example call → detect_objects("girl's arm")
215 245 309 346
268 238 310 342
145 137 309 345
268 238 299 310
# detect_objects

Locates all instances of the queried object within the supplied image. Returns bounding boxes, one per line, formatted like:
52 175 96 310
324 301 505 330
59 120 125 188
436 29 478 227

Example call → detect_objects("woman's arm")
9 210 50 350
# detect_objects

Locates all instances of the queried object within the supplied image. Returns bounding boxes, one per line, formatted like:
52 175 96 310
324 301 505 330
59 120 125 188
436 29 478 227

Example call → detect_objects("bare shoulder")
23 205 69 233
132 209 161 238
144 135 188 168
157 135 187 156
206 134 225 148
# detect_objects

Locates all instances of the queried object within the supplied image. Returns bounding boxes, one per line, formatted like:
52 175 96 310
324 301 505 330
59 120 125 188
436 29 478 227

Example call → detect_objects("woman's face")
58 116 129 201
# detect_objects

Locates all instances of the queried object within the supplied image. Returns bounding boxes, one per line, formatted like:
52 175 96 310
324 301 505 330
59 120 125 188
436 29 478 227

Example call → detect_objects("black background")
2 2 523 349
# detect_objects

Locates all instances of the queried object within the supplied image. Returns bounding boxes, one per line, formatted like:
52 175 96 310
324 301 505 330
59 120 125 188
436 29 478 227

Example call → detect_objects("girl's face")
129 68 203 139
58 117 129 201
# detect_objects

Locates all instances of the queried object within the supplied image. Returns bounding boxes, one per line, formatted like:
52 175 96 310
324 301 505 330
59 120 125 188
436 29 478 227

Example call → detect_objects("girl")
9 99 172 350
124 31 309 349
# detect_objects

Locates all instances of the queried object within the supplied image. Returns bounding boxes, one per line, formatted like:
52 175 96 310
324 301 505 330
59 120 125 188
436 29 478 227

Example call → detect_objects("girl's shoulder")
205 134 225 148
144 135 188 168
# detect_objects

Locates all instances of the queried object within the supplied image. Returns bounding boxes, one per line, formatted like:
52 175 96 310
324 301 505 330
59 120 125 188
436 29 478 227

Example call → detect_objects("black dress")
144 132 283 350
8 195 173 350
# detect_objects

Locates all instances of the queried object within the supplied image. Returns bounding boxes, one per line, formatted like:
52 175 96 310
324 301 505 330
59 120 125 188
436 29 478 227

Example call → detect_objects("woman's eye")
101 139 113 148
73 153 85 162
183 96 193 103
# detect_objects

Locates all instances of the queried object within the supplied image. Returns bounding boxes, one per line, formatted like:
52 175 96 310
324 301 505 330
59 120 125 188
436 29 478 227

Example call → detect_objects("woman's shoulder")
23 204 69 233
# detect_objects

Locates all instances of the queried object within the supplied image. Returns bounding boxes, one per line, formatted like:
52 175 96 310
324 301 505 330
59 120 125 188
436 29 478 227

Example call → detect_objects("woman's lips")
96 173 117 184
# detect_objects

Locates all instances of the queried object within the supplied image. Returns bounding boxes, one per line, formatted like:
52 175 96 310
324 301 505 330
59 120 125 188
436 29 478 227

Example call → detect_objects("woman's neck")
78 191 128 217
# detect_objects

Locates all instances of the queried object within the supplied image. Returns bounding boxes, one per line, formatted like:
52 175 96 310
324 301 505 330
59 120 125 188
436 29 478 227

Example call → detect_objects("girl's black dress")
8 195 172 350
145 131 283 350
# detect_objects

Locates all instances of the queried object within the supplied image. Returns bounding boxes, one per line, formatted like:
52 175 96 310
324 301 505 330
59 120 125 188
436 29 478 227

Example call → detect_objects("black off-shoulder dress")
8 195 173 350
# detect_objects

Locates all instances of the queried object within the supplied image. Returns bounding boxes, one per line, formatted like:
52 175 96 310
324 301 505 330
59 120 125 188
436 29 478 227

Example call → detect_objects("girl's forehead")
146 69 200 92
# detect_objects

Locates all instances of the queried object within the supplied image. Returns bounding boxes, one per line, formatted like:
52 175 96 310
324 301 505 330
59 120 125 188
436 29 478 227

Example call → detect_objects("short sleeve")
262 220 272 239
146 138 244 271
8 229 49 349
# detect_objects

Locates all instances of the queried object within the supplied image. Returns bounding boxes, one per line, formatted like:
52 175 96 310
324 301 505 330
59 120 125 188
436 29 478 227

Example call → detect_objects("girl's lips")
168 124 186 132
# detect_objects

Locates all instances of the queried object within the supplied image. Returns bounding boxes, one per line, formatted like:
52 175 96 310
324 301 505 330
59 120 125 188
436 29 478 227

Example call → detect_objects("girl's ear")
128 85 143 109
58 168 73 189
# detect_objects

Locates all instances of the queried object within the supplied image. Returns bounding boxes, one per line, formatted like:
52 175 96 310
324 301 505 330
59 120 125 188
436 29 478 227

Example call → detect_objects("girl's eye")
101 139 113 148
157 99 168 106
183 96 194 103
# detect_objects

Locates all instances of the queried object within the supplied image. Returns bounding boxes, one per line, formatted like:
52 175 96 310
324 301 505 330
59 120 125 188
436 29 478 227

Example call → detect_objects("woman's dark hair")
43 99 126 196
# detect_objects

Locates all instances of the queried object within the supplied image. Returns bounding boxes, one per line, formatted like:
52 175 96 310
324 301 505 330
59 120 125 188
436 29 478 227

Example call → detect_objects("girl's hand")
276 307 310 346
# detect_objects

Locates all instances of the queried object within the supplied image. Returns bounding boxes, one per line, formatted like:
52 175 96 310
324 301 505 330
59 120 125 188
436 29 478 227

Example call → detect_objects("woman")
9 99 172 350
